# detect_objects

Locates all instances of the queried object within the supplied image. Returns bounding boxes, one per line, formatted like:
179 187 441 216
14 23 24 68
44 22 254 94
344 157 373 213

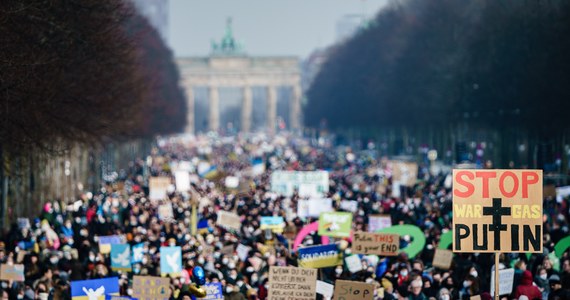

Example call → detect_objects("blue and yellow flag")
71 277 119 300
298 244 342 268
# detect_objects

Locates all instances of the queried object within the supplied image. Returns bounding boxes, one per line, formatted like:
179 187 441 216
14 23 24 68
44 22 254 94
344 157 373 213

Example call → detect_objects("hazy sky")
168 0 388 58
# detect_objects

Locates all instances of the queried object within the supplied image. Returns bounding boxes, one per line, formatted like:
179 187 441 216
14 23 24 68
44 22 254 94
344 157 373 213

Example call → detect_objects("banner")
297 198 333 219
149 177 170 201
71 277 119 300
297 244 342 268
268 267 317 300
174 171 191 192
432 249 453 269
0 264 24 281
131 243 144 265
160 246 182 277
333 280 374 300
452 170 543 253
490 268 515 297
368 215 391 232
203 282 223 300
110 244 131 271
318 212 352 238
98 235 124 254
216 211 241 231
132 276 170 300
260 216 285 233
390 161 418 187
352 232 399 256
270 171 329 197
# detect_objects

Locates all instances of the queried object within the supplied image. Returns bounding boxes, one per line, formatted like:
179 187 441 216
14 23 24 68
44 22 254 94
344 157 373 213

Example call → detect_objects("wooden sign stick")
494 252 500 300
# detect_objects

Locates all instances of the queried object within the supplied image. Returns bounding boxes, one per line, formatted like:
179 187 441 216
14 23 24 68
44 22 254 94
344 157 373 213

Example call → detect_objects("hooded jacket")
514 270 542 300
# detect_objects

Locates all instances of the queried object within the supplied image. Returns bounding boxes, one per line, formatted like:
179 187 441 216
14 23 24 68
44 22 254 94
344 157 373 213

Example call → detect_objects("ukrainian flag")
199 165 218 180
71 277 119 300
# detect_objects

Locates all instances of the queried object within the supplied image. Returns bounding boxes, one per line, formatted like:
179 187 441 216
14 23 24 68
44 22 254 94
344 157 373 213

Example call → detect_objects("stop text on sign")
452 169 543 253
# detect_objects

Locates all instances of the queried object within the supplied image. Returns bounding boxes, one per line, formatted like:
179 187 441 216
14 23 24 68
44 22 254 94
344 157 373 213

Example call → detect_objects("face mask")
463 281 471 288
336 268 343 275
198 258 205 265
440 295 450 300
251 276 258 283
142 258 148 265
50 257 59 264
222 258 229 265
400 270 408 277
228 262 236 269
237 281 244 287
226 287 234 293
470 271 478 278
540 274 547 280
127 289 133 295
89 255 95 262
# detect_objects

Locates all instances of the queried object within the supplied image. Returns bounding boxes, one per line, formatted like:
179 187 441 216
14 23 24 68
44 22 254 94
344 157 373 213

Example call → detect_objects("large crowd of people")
0 133 569 300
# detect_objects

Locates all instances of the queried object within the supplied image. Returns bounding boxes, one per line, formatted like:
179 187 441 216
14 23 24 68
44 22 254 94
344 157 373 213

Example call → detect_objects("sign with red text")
452 170 542 253
353 232 399 256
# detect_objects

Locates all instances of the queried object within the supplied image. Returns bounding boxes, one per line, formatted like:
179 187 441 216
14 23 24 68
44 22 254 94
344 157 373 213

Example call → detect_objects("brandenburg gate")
177 20 301 133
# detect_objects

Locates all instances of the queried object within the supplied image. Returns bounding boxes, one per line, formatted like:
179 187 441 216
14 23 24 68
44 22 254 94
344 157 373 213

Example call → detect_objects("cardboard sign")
268 267 317 300
110 244 131 271
0 264 24 281
220 245 234 256
333 280 374 300
297 244 342 268
149 177 170 201
71 277 120 300
160 247 182 277
132 276 170 300
352 232 399 256
271 171 329 197
318 212 352 238
391 161 418 187
203 282 223 300
368 215 392 232
158 203 174 221
490 268 515 296
174 171 191 192
345 255 363 273
432 249 453 269
452 170 543 253
216 211 241 231
316 280 334 299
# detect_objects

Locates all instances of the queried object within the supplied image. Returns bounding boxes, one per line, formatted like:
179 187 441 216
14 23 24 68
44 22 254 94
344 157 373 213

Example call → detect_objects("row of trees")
0 0 186 158
305 0 570 166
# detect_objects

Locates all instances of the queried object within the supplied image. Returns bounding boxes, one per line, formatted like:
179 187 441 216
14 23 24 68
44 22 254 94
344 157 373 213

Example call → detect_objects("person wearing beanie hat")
548 274 570 300
513 270 541 300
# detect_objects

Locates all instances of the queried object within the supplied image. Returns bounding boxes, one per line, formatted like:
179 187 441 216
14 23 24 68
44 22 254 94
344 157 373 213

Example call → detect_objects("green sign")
318 212 352 238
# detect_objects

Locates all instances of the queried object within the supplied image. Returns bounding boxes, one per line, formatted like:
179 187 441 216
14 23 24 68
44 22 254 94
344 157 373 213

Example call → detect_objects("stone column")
209 86 219 131
184 86 194 133
267 86 277 134
291 84 301 130
241 86 252 132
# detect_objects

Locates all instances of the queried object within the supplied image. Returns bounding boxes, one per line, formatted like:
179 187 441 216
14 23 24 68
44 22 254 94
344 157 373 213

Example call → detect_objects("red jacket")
514 270 542 300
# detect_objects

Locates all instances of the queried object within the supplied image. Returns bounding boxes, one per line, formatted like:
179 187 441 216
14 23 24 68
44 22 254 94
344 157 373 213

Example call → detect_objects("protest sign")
432 249 453 269
158 203 174 221
297 244 342 268
298 183 320 197
333 280 374 300
260 216 285 233
220 245 234 256
316 280 334 299
452 170 543 253
390 161 418 187
318 212 352 238
368 215 391 232
17 218 30 230
297 198 333 219
251 158 265 177
236 244 251 262
270 171 329 197
149 177 170 201
110 244 131 271
216 211 241 231
268 266 317 300
352 232 399 256
345 255 363 273
132 276 170 300
174 171 191 192
0 264 24 281
225 176 239 189
71 277 119 300
203 282 223 300
160 247 182 277
98 235 124 254
490 268 515 297
340 200 358 213
131 243 144 264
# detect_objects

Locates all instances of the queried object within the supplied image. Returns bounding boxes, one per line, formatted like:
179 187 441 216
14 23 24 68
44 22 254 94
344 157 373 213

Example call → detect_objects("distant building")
131 0 169 43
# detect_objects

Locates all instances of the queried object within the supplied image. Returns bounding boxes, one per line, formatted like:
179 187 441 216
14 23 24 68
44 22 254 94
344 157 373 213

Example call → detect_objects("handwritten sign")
268 267 317 300
432 249 453 269
132 276 170 300
368 215 391 232
390 161 418 187
453 170 543 253
353 232 399 256
0 264 24 281
203 282 223 300
216 211 241 231
490 268 515 296
149 177 170 201
333 280 374 300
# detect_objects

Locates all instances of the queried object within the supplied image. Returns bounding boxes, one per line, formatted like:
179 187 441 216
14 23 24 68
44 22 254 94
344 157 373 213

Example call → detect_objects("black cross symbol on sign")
483 198 511 251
